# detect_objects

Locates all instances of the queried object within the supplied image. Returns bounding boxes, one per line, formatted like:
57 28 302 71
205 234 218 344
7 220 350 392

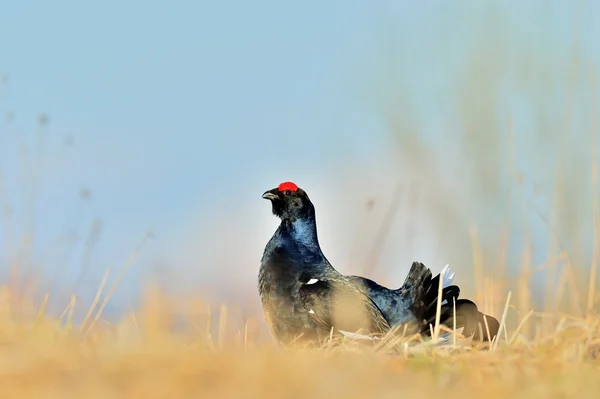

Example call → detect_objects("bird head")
262 181 315 221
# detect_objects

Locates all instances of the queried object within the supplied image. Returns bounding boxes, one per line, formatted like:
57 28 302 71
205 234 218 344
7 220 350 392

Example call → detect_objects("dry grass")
0 275 597 399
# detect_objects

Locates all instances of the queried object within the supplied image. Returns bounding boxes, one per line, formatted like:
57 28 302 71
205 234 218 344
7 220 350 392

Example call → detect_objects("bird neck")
280 215 321 254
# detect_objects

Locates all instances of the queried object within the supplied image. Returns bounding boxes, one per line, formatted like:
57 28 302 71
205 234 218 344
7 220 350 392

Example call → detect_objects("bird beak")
262 189 279 201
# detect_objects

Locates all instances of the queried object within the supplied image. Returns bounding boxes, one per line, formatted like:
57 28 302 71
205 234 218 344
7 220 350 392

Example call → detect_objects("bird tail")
401 261 499 342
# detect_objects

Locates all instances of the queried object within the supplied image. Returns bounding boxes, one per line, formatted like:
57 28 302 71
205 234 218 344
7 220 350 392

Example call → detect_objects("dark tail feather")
402 262 460 331
402 261 499 342
450 299 500 342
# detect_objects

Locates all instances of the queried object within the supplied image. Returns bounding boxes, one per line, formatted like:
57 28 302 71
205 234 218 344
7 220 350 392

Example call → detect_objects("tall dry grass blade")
469 226 484 304
58 303 70 325
493 291 512 351
75 218 104 287
495 113 514 315
205 305 216 350
129 307 139 331
587 66 599 317
66 294 76 330
34 292 49 324
565 256 585 316
80 268 110 334
84 233 151 337
482 315 491 349
432 264 446 341
508 309 534 346
529 201 583 315
218 304 228 349
453 297 457 347
518 239 532 338
554 267 569 312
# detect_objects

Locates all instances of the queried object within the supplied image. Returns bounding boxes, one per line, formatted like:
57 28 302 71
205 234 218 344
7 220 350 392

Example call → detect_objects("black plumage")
258 181 499 347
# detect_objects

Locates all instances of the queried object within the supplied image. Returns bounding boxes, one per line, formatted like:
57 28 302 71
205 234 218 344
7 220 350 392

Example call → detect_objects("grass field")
0 265 598 399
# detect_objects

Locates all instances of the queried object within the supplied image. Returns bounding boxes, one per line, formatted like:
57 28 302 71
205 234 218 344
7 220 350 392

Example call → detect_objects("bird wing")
298 277 390 337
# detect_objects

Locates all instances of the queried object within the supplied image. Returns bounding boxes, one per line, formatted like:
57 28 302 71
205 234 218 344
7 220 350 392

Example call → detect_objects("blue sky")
1 1 599 319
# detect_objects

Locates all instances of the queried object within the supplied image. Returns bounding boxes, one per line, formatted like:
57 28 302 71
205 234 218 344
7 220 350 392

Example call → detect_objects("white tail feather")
440 264 455 288
440 264 456 305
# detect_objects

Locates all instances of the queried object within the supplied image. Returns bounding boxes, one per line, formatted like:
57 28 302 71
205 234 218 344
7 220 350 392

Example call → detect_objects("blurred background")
0 1 599 336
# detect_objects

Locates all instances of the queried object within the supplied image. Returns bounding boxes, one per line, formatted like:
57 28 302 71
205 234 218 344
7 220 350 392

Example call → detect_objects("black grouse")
258 181 500 347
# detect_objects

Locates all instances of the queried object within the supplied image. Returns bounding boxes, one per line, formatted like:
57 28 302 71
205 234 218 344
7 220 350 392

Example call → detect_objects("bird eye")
284 190 292 196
